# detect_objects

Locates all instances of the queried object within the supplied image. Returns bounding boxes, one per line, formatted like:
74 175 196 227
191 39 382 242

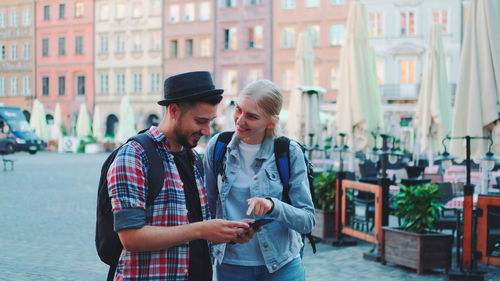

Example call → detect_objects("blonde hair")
238 80 283 138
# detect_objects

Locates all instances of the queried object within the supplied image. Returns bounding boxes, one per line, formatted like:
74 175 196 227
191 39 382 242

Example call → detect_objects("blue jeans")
216 257 305 281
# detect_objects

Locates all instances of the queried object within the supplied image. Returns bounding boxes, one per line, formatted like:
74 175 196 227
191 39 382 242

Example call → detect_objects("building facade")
360 0 462 104
0 0 35 116
94 0 164 138
35 0 94 129
215 0 273 100
164 0 215 79
273 0 352 104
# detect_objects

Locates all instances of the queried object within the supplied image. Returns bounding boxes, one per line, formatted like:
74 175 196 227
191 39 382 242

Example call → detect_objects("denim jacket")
203 133 315 273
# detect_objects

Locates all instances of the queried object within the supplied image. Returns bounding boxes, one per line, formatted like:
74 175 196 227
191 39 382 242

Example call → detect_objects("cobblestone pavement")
1 152 499 281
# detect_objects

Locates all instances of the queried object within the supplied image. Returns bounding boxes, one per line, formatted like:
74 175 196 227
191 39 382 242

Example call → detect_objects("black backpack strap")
191 149 204 178
274 136 291 204
274 136 317 254
131 133 164 207
213 131 234 177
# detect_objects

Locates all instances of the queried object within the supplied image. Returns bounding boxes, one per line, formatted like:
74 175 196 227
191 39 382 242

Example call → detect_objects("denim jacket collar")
226 134 274 160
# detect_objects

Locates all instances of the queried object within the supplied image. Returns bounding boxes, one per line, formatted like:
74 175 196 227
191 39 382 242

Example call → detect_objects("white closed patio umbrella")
285 31 318 144
450 0 500 161
30 99 49 140
92 105 103 141
414 24 453 167
50 103 62 140
116 96 136 144
335 1 384 151
75 104 92 138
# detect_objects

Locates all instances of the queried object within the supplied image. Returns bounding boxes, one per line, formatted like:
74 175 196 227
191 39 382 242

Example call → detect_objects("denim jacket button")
263 242 269 248
253 175 257 180
272 264 277 270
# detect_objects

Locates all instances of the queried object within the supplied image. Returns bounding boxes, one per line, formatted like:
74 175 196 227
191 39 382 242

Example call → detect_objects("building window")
116 3 125 19
100 74 108 94
116 74 125 94
42 39 49 57
0 77 5 96
330 67 338 89
151 31 161 51
281 68 294 90
224 27 237 50
59 4 66 19
222 0 237 8
314 67 320 86
10 77 18 96
248 26 263 49
282 0 295 10
151 0 161 16
247 69 262 84
43 5 50 20
0 45 4 61
11 44 17 61
58 37 66 56
133 73 142 93
77 76 85 95
330 24 344 46
247 0 261 6
42 77 49 96
75 2 84 18
0 12 5 28
10 10 18 26
58 76 65 96
151 73 160 92
184 3 195 22
200 38 211 57
100 4 109 20
169 5 179 23
132 33 142 52
400 60 415 84
305 0 320 8
75 36 83 55
223 70 238 95
185 39 193 57
331 0 344 5
132 2 143 18
100 35 108 54
22 9 30 26
23 43 30 60
400 11 416 36
116 35 125 53
433 9 449 33
307 25 320 47
376 60 384 85
23 76 30 96
199 2 210 21
369 12 384 37
281 27 295 49
170 40 178 58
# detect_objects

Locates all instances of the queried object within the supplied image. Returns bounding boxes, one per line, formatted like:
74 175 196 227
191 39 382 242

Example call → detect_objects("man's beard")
174 126 201 149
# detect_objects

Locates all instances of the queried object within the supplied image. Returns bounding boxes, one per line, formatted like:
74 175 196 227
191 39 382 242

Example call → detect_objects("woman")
204 80 315 281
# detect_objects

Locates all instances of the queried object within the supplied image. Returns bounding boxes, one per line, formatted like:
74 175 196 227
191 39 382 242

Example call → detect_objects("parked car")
0 131 16 154
0 106 44 154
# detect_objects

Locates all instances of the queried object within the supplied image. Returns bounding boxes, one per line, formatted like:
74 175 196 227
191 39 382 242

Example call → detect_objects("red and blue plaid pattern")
108 127 210 281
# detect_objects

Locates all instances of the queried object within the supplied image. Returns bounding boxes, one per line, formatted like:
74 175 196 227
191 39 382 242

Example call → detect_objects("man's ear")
168 103 181 120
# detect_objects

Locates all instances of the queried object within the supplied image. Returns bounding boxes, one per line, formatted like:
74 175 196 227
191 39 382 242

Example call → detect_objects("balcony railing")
380 83 456 101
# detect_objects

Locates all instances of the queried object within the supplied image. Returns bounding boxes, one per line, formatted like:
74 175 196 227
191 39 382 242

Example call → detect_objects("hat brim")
158 89 224 106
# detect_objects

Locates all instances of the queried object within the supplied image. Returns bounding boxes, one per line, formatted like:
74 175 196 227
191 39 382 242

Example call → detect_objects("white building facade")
94 0 164 138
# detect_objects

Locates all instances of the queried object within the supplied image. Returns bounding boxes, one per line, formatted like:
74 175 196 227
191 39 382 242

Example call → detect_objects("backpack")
213 131 317 254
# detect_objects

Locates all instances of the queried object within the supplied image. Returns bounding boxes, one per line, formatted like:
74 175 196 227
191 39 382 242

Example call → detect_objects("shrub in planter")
382 183 453 274
311 170 336 239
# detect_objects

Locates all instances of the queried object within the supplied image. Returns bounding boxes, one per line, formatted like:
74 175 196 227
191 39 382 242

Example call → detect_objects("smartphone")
248 218 274 229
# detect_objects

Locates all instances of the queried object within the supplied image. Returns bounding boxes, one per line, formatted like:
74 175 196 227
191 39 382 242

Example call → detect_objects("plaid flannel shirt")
107 126 210 281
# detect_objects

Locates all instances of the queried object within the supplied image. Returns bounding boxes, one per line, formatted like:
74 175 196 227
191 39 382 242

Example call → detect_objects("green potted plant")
311 170 336 239
382 183 453 274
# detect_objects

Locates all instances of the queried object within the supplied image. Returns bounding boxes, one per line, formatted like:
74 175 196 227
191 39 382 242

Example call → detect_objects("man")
107 71 250 280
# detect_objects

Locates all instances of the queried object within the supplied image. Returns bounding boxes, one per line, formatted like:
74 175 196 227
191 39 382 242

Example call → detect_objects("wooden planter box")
382 227 453 274
311 209 335 239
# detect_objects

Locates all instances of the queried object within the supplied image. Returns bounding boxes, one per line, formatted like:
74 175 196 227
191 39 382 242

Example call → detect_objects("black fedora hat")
158 71 224 106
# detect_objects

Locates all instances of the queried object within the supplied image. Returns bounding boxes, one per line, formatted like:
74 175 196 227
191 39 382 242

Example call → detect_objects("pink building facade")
215 0 272 100
273 0 351 103
35 0 93 128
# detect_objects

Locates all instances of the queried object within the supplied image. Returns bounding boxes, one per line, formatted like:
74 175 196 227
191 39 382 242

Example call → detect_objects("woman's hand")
246 197 274 216
231 218 263 244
